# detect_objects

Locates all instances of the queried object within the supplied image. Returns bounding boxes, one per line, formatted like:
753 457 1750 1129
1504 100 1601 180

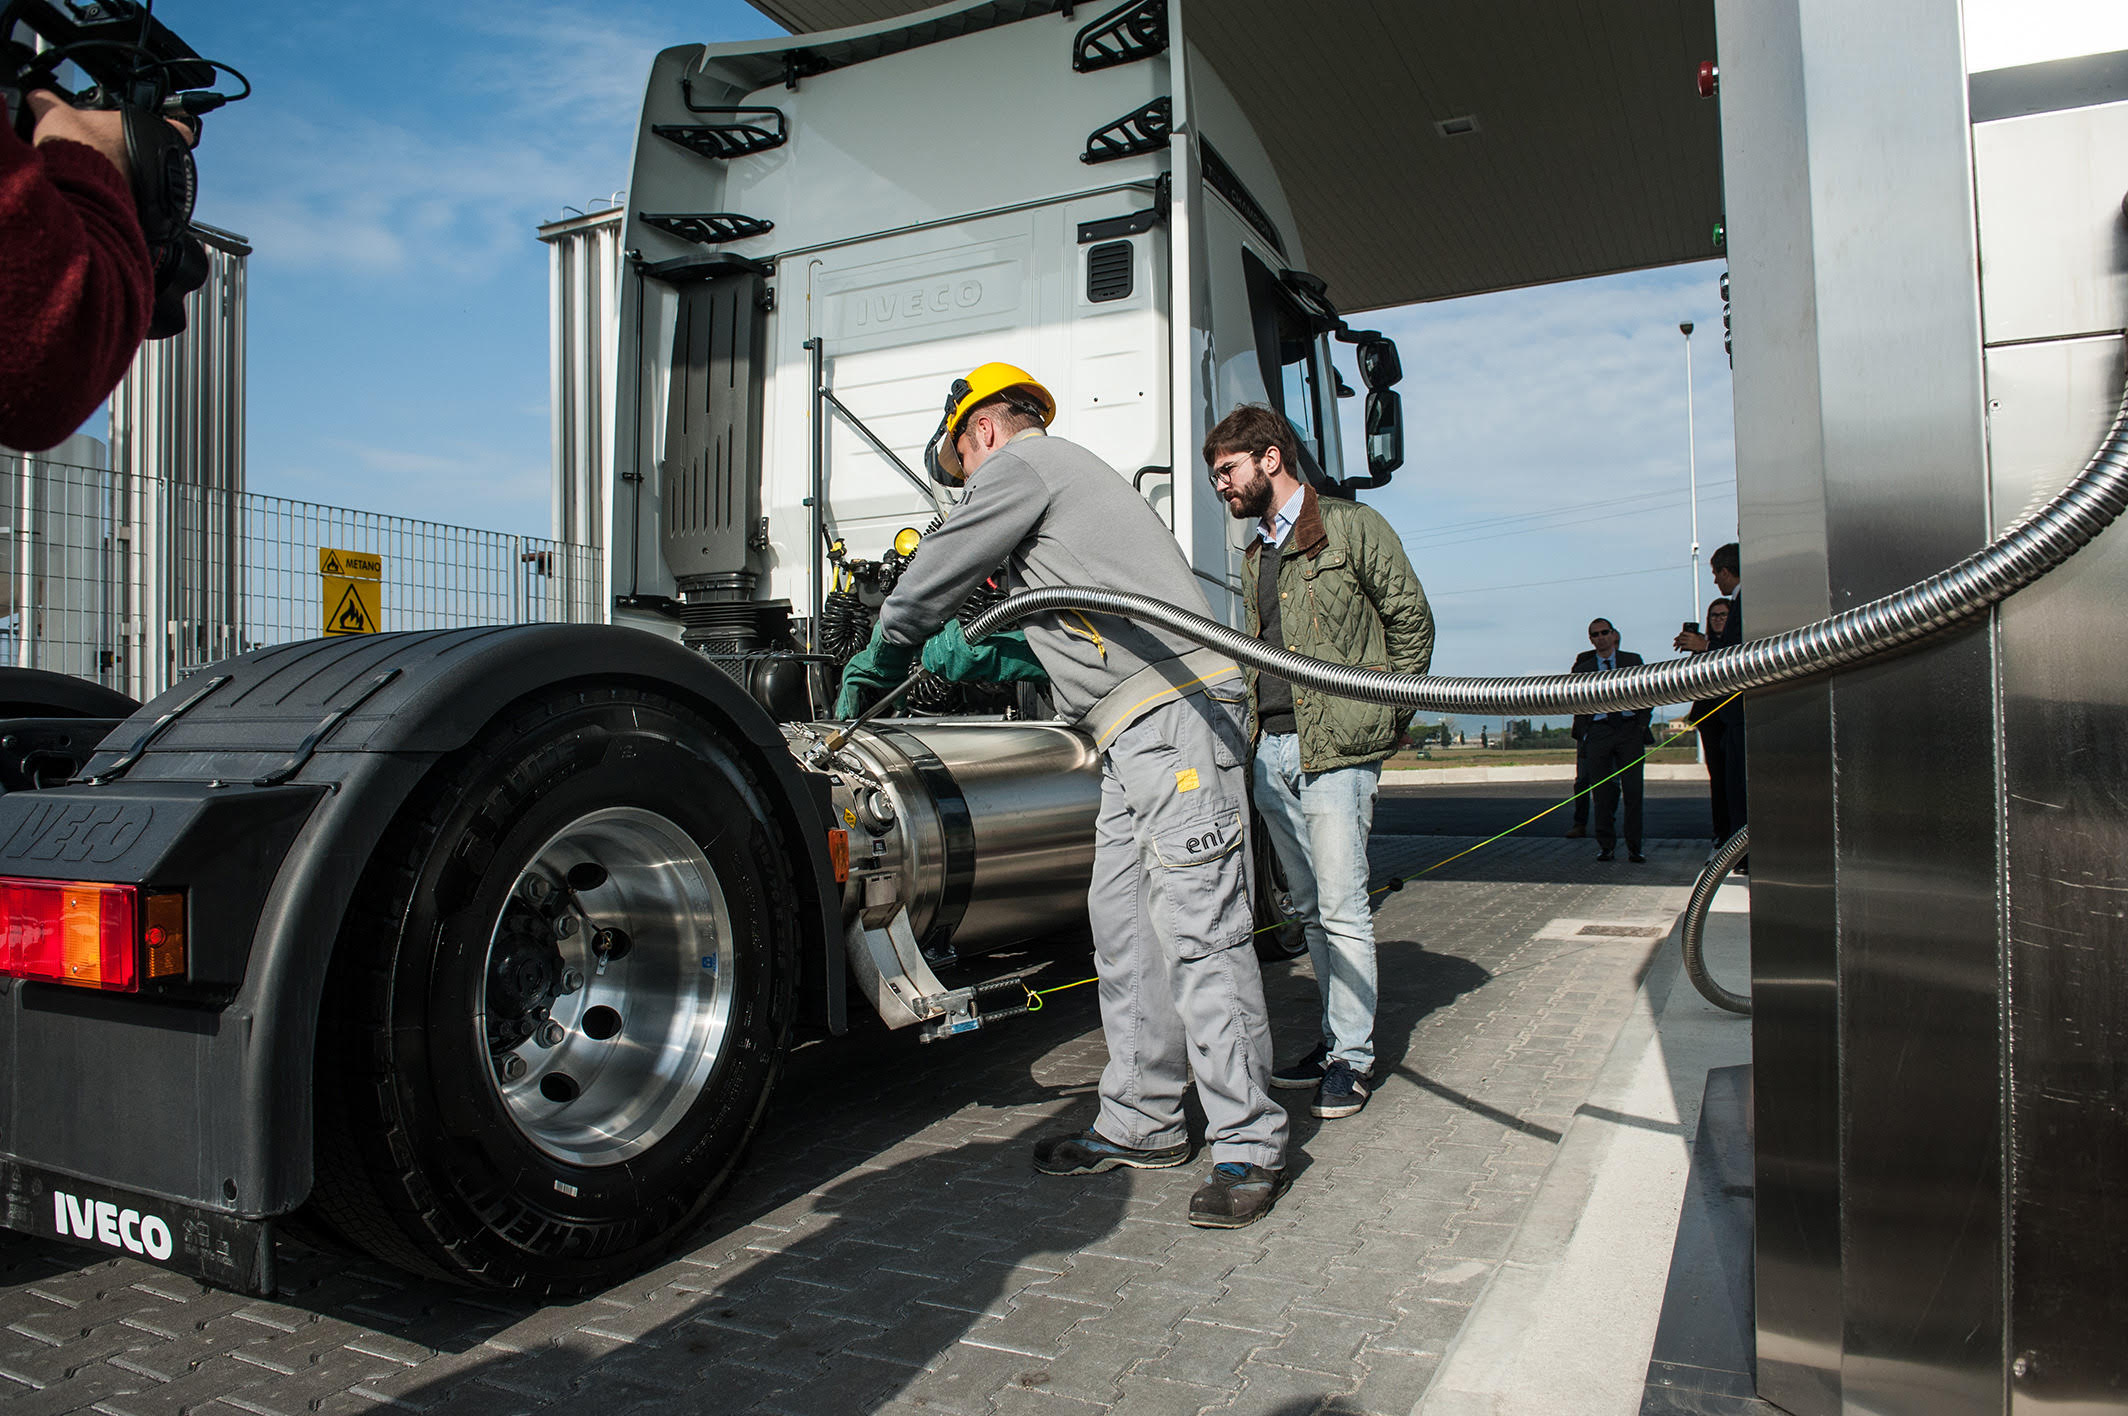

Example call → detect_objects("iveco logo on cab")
51 1190 174 1260
850 279 985 327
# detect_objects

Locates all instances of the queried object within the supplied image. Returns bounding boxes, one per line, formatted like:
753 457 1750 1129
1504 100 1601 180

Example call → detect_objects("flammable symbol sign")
324 578 379 635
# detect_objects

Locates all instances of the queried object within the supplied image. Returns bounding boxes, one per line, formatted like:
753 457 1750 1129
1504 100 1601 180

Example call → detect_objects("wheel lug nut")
538 1021 566 1047
500 1054 527 1081
555 914 578 939
522 876 551 903
559 967 584 994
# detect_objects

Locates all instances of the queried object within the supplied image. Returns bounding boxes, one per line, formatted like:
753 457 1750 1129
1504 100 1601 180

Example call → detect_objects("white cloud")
202 3 772 278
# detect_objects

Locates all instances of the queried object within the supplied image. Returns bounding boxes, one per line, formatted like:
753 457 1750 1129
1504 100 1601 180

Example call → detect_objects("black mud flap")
2 1161 275 1294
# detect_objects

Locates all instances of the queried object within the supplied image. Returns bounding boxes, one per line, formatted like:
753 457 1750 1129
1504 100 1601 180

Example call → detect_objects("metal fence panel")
0 456 605 699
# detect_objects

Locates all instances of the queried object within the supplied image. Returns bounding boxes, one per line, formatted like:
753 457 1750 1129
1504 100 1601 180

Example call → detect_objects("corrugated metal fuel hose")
1679 827 1752 1015
963 360 2128 718
961 358 2128 1017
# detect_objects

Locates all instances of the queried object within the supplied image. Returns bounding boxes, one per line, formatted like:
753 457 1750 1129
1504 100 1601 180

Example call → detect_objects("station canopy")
742 0 1723 316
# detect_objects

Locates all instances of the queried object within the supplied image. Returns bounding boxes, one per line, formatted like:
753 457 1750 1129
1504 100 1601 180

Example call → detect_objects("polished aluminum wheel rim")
479 806 736 1167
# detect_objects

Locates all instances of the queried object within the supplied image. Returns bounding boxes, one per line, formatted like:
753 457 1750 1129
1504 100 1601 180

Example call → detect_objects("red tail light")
0 879 140 991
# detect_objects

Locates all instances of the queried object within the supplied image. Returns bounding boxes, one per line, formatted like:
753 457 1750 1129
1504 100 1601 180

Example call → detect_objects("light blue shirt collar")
1257 484 1306 545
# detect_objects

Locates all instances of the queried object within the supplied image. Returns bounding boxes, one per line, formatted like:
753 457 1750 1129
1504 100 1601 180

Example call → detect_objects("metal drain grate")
1577 923 1664 938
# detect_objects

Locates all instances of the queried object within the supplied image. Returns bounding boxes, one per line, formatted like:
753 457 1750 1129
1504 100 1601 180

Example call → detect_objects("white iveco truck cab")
607 1 1400 661
0 0 1396 1294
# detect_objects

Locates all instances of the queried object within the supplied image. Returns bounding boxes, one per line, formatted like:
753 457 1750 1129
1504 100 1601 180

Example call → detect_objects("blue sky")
160 1 1734 721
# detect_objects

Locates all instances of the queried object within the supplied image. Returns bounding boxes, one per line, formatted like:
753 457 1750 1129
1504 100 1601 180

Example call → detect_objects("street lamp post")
1680 321 1699 622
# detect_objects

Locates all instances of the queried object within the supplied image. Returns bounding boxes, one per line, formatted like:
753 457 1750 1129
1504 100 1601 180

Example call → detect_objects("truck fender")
38 625 840 1218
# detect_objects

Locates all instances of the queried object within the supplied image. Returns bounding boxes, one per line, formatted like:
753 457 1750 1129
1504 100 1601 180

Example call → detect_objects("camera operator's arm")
0 92 153 451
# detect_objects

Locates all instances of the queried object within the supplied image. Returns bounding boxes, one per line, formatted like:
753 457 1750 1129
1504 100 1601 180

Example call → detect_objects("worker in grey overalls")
837 362 1290 1227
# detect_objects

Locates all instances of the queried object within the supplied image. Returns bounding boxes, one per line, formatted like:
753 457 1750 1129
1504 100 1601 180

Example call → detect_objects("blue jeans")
1251 733 1380 1075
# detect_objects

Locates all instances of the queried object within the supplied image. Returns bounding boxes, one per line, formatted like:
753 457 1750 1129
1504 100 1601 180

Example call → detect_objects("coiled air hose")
959 355 2128 1015
963 361 2128 717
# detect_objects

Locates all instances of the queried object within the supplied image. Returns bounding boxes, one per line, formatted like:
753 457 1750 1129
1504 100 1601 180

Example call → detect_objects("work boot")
1271 1042 1328 1090
1032 1129 1189 1176
1312 1060 1370 1119
1188 1162 1285 1229
1564 824 1588 839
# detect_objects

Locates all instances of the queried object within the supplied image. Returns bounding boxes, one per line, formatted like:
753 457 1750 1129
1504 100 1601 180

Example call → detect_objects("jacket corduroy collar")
1245 484 1329 563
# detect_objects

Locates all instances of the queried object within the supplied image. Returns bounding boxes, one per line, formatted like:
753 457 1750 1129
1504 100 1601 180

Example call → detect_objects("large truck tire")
307 682 801 1292
0 667 140 792
0 666 138 719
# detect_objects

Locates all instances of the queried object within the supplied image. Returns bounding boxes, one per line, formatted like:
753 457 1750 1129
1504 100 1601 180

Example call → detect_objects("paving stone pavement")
0 833 1704 1416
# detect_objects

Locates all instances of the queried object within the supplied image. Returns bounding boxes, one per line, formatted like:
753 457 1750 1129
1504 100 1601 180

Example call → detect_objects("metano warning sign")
320 547 382 636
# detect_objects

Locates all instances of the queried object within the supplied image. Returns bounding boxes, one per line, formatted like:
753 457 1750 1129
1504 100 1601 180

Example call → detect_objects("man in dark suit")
1570 618 1653 862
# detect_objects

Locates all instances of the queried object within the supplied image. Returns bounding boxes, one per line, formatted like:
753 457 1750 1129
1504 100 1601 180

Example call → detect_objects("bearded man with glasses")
1207 404 1433 1122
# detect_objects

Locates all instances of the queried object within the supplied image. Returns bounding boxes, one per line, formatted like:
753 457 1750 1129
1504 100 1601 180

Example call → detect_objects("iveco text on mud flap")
3 1163 274 1292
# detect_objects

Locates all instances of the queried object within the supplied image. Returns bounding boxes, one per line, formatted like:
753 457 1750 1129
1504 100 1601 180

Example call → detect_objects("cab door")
766 194 1170 612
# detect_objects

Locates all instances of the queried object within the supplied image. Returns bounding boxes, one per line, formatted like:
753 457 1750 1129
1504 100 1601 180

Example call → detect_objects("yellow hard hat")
927 362 1056 485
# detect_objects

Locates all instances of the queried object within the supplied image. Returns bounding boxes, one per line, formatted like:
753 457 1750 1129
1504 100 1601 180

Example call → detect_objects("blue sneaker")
1272 1042 1328 1090
1032 1128 1190 1175
1312 1060 1371 1119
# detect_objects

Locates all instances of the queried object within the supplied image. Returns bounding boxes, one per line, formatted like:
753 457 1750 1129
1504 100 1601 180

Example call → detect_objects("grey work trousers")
1087 688 1288 1169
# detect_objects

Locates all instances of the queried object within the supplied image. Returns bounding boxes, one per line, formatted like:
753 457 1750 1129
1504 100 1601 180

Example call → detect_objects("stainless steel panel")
1987 335 2128 1415
1973 99 2128 346
1806 3 2003 1410
1712 2 1841 1407
108 227 250 699
1721 2 2015 1410
540 207 623 563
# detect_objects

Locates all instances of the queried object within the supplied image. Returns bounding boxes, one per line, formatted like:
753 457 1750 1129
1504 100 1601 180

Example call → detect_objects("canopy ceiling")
742 0 1724 314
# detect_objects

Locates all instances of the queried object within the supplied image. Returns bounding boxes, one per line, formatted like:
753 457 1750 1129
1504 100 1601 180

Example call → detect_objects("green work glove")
833 622 917 718
920 619 1049 684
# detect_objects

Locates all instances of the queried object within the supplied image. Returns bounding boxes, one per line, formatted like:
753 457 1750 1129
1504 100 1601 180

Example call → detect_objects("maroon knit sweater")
0 117 153 452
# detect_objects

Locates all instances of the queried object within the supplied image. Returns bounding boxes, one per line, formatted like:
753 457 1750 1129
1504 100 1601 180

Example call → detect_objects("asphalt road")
1375 778 1716 842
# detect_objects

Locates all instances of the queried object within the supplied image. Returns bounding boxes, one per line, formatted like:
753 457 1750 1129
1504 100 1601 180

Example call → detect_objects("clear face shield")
925 379 973 488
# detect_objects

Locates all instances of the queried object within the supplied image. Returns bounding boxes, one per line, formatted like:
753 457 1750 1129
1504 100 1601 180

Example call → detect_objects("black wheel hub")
487 903 563 1051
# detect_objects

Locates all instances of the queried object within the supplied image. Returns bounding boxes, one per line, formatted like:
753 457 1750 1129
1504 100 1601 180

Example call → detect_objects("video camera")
1 0 247 337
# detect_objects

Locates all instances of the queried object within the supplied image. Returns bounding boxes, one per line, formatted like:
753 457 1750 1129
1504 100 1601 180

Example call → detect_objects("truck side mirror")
1365 388 1404 479
1356 335 1402 391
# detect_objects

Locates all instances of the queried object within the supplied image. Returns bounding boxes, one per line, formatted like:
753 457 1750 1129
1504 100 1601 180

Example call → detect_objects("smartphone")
1682 620 1699 635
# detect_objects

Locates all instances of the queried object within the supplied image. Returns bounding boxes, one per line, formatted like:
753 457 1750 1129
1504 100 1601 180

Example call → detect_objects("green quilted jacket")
1242 486 1434 772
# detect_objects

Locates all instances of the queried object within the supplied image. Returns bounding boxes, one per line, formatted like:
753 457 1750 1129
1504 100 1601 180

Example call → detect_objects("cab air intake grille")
1087 241 1134 302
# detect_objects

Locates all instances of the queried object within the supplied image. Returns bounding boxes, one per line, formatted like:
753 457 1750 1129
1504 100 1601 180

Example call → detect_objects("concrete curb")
1383 764 1707 786
1416 886 1754 1415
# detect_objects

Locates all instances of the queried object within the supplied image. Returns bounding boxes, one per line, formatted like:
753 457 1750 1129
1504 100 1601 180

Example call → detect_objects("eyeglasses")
1589 628 1615 640
1208 456 1255 488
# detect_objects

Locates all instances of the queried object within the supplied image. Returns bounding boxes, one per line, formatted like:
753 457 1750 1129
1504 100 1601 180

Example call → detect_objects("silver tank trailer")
797 720 1102 955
